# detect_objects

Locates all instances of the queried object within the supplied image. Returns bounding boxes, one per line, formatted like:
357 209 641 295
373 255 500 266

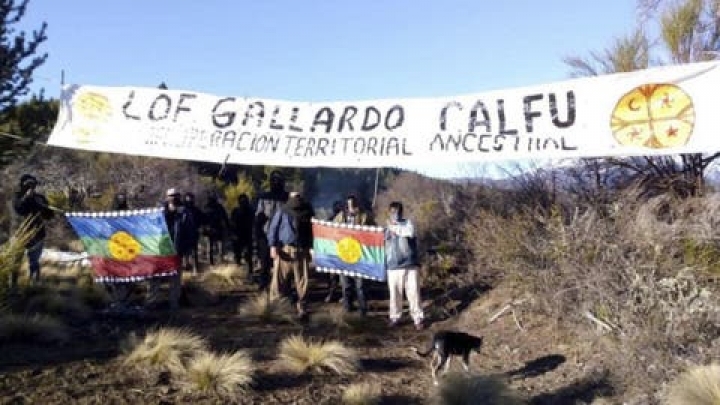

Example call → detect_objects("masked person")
12 174 55 285
202 192 229 265
182 192 203 274
230 194 254 281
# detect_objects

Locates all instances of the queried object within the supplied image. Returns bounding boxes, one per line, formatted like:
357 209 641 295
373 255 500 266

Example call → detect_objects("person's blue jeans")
27 241 44 282
340 275 367 315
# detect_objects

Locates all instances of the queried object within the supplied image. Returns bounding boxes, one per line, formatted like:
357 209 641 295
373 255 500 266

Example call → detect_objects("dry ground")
0 268 619 405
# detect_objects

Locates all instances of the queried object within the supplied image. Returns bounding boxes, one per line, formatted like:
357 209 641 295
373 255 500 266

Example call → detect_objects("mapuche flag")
311 219 386 281
65 208 179 283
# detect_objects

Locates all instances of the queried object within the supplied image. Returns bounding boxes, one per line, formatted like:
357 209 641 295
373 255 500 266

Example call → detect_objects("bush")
279 334 359 375
342 382 382 405
238 293 294 324
666 364 720 405
176 350 254 397
462 188 720 396
123 328 207 371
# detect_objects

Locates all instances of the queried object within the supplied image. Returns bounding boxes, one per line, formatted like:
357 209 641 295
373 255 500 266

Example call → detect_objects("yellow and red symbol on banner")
108 231 142 262
611 83 695 149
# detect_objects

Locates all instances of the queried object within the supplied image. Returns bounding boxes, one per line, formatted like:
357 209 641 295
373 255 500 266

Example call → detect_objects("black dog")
412 330 483 385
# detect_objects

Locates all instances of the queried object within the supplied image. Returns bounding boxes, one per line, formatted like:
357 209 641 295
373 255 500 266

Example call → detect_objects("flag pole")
372 167 381 208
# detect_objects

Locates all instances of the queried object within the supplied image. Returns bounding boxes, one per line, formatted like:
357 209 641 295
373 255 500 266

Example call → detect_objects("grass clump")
123 327 207 370
342 382 382 405
666 364 720 405
279 334 358 375
176 350 254 398
238 293 294 324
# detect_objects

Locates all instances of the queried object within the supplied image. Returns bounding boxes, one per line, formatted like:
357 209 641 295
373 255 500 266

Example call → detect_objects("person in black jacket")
111 191 130 210
230 193 254 281
12 174 55 285
182 192 203 274
202 192 229 265
149 188 200 310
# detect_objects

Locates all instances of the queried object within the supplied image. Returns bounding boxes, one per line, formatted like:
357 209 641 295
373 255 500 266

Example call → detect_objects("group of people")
253 171 425 329
11 171 426 329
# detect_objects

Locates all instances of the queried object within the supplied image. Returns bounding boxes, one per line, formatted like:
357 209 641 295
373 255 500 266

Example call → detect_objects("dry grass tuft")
279 334 359 375
342 382 382 405
666 364 720 405
311 307 373 333
0 216 39 305
429 372 525 405
0 314 69 345
123 328 207 370
202 264 247 287
175 350 254 398
238 293 294 324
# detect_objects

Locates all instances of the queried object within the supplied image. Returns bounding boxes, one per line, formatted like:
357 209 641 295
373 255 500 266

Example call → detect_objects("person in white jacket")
385 201 425 330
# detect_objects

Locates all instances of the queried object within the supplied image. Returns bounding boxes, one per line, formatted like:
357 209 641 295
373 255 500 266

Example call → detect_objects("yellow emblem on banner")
72 91 113 144
108 231 142 262
611 83 695 149
337 237 362 264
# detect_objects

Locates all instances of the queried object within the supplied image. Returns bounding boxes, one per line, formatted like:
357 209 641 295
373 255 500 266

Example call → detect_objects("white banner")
47 61 720 168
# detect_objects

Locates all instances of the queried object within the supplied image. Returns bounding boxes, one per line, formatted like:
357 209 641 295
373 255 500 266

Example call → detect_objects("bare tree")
565 0 720 197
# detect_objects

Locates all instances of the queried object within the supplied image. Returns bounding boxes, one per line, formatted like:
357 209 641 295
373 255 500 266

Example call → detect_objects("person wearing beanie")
12 174 55 284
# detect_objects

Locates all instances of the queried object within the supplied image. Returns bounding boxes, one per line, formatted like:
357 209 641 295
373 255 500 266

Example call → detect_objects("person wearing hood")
202 192 229 265
230 193 254 281
12 174 55 285
266 191 315 318
183 192 203 273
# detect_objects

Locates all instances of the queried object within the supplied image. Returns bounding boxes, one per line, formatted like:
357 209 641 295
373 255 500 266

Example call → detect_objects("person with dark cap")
230 193 254 281
12 174 55 285
254 170 289 289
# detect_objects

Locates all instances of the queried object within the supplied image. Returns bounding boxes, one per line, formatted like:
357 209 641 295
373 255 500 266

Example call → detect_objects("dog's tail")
411 342 435 358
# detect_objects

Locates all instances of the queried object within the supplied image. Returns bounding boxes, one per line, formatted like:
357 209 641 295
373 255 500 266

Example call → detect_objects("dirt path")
0 278 616 404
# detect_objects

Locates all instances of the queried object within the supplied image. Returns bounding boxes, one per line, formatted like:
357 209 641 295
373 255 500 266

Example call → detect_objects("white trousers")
387 267 423 324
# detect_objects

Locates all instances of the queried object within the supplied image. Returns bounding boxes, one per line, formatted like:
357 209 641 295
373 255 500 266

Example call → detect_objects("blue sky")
18 0 640 178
